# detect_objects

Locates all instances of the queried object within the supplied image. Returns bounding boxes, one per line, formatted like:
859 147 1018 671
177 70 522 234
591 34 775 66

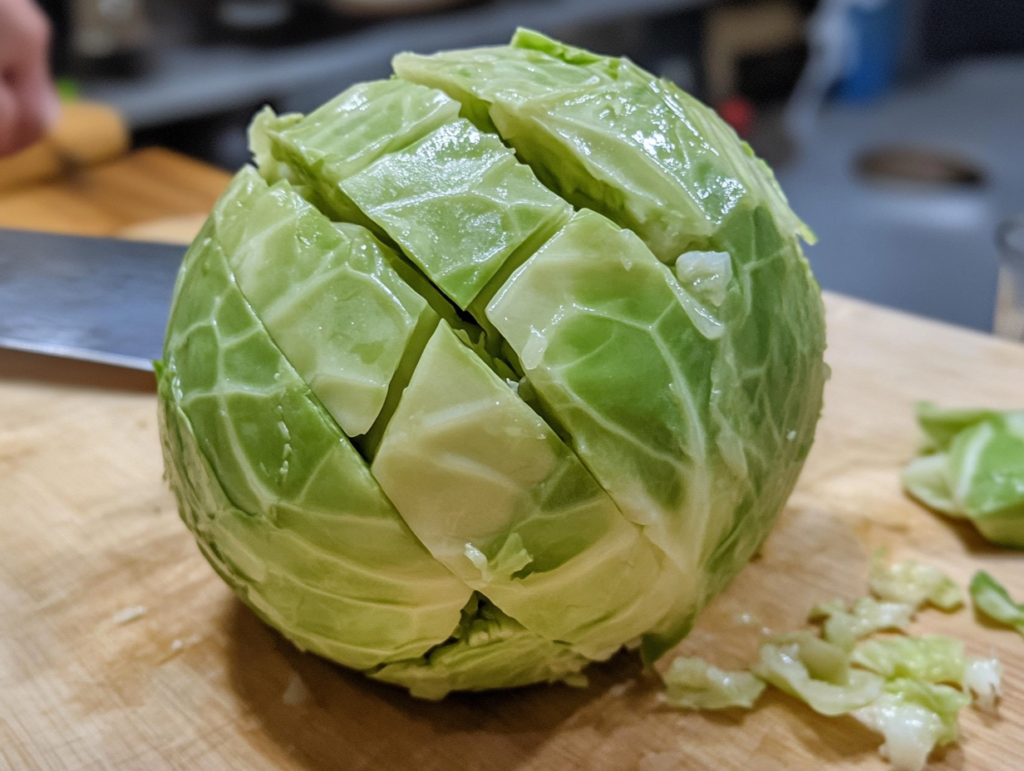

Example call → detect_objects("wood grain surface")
1 157 1023 771
0 147 229 239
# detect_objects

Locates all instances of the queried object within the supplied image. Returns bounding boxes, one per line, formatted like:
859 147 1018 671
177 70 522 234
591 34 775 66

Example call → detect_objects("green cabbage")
902 403 1024 547
157 30 827 697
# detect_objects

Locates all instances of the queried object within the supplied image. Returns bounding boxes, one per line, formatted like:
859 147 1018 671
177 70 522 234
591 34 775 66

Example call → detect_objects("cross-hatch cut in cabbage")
902 403 1024 548
157 29 828 698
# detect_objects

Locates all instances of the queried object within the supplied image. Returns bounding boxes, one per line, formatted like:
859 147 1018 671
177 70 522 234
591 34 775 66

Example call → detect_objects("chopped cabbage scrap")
902 403 1024 548
853 678 970 771
970 570 1024 636
751 640 883 716
869 555 963 612
660 656 766 710
810 597 914 651
851 636 965 684
661 560 1002 771
963 656 1003 712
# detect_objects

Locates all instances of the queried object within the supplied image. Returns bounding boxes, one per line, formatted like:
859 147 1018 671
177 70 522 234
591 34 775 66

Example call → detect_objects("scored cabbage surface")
158 30 827 698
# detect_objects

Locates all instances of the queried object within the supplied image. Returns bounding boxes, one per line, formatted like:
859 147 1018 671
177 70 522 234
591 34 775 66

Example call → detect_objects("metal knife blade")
0 228 187 371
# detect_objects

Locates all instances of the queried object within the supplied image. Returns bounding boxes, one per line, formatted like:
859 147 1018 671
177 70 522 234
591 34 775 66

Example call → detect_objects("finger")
0 0 58 155
0 81 22 157
11 55 60 150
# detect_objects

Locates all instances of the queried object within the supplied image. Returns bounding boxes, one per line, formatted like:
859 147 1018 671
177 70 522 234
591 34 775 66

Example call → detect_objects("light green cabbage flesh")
661 656 766 710
851 636 966 684
970 570 1024 637
868 555 963 612
902 403 1024 547
853 679 970 771
158 30 827 698
810 597 915 651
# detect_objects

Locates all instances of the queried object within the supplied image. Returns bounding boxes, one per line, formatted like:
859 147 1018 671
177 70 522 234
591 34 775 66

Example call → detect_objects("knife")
0 228 187 371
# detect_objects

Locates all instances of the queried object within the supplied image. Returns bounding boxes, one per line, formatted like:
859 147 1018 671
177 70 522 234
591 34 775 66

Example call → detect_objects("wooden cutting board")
2 187 1023 769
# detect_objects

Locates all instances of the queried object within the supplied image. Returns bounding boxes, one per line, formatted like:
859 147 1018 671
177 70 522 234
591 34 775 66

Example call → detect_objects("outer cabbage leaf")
339 118 571 308
488 205 826 660
159 214 472 670
393 29 812 261
249 79 460 227
210 166 438 437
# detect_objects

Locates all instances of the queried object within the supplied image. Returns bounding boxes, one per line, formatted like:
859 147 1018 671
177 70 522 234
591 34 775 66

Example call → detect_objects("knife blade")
0 228 187 371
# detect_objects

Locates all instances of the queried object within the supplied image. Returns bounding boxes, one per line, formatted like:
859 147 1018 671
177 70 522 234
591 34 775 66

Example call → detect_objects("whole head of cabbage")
157 29 827 700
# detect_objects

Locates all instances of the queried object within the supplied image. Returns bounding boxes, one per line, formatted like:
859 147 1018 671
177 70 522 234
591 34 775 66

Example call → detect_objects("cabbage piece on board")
372 322 691 660
393 29 811 262
159 219 472 670
212 166 438 438
902 404 1024 548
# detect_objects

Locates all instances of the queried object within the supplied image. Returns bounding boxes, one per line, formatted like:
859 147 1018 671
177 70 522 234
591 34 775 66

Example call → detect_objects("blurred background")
22 0 1024 335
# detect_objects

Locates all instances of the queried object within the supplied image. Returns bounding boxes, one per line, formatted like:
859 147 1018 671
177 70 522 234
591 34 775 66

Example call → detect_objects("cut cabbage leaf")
902 403 1024 548
249 79 461 227
851 636 965 684
211 166 438 437
969 570 1024 636
869 556 963 612
487 205 826 662
371 322 689 659
810 597 914 651
751 640 883 716
660 656 766 710
763 630 853 685
963 656 1003 712
158 223 471 669
339 118 571 309
853 678 970 771
394 28 813 261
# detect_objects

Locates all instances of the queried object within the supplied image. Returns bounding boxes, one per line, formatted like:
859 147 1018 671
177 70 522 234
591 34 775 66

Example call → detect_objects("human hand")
0 0 60 157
